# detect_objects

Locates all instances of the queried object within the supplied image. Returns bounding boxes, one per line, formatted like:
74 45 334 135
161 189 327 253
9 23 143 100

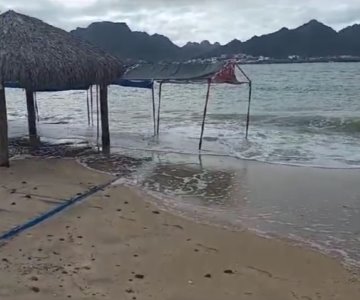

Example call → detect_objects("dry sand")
0 158 113 233
0 159 359 299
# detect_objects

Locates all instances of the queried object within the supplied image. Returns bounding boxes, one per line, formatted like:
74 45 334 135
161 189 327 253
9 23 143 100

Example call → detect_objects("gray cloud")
1 0 360 45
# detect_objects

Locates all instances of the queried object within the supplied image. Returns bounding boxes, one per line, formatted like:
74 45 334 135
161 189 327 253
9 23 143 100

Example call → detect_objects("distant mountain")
71 23 221 61
338 24 360 55
203 20 360 59
202 39 243 58
242 20 339 58
71 20 360 62
181 40 220 58
71 22 181 62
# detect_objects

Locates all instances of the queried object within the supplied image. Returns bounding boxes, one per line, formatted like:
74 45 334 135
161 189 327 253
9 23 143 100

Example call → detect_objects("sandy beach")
0 158 359 299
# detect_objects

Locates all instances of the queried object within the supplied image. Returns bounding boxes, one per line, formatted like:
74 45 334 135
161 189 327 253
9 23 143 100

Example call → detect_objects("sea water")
6 62 360 168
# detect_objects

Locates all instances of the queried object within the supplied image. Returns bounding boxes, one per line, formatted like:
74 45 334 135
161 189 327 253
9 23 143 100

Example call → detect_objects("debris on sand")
134 274 144 279
30 286 40 293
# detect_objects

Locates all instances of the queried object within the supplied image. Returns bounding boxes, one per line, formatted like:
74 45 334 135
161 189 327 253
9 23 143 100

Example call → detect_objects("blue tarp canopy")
112 79 153 89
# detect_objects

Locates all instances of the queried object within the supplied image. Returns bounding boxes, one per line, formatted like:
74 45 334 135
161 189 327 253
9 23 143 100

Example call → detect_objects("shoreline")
5 139 360 271
9 134 360 170
0 158 359 299
110 145 360 170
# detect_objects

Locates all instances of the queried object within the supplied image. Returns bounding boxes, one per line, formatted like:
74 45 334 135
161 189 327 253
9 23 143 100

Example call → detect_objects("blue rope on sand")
0 178 117 242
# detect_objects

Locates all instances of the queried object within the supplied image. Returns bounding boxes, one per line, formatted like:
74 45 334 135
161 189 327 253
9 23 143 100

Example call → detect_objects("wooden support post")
156 81 163 136
151 85 156 136
90 86 94 126
99 84 110 154
26 89 38 145
0 83 9 167
34 92 39 122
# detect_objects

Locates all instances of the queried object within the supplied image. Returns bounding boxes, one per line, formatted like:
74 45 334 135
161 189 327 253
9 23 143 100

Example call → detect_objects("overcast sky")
1 0 360 45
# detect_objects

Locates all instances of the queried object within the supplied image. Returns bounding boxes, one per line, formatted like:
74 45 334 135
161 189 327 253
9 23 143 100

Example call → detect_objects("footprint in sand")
30 286 40 293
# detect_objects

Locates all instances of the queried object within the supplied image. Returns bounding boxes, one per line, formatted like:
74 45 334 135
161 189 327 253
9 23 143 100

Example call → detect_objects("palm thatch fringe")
0 10 124 90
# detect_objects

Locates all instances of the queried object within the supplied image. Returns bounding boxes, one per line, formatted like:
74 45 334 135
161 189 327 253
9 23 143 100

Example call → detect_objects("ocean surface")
5 62 360 269
7 62 360 168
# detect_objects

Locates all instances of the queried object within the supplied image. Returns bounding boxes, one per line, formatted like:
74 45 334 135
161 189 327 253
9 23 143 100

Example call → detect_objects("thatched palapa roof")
0 10 124 90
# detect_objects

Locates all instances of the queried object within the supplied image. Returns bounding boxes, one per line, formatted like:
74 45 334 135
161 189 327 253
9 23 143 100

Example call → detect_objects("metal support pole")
156 81 163 136
151 84 156 136
0 83 9 167
90 85 94 126
199 79 211 150
245 82 252 139
235 64 251 83
86 89 90 126
198 154 203 169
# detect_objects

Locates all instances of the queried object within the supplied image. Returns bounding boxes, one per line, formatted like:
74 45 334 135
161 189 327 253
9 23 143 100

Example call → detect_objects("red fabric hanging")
212 62 237 83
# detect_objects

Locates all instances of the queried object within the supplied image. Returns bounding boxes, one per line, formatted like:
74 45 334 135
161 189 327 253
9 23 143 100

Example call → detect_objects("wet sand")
140 154 360 267
0 159 359 299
